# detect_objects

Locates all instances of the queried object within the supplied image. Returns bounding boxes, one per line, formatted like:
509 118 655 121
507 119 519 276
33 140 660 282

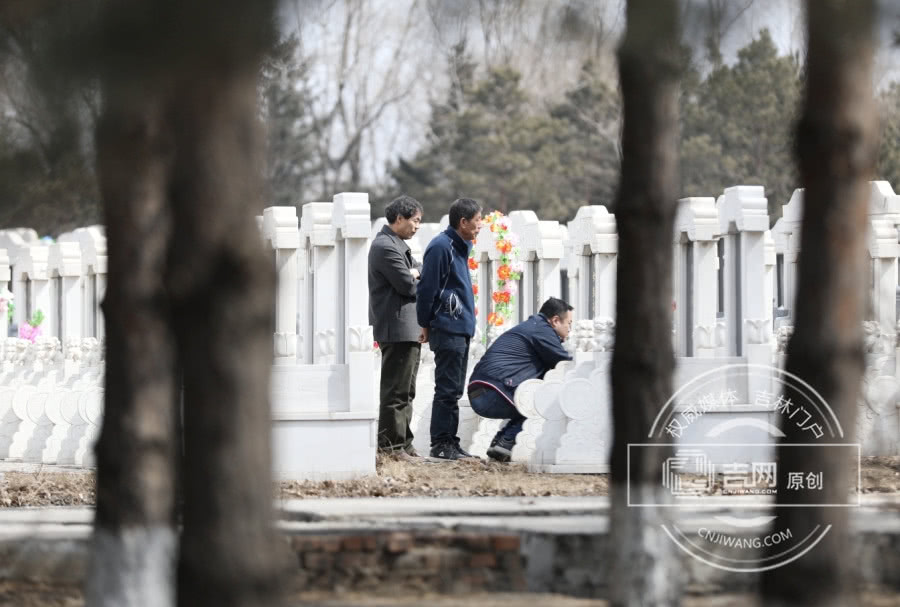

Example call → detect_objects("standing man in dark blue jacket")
416 198 482 460
468 297 574 462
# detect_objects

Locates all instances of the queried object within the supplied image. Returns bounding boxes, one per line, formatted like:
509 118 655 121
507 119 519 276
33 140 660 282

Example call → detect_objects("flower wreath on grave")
18 309 44 343
468 211 524 332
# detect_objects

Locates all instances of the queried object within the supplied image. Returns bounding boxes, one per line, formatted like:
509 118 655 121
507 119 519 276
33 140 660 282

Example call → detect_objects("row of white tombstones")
0 331 614 471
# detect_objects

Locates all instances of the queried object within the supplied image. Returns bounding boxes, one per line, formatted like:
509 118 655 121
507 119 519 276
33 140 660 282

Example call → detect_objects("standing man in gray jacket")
368 195 424 456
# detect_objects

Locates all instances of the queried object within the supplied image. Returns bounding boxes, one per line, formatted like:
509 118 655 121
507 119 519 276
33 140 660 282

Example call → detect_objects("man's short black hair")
540 297 574 320
448 198 481 228
385 195 423 224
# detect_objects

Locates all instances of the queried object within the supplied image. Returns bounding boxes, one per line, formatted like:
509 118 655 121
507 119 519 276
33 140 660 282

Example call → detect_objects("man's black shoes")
429 442 463 461
429 441 480 461
486 436 515 462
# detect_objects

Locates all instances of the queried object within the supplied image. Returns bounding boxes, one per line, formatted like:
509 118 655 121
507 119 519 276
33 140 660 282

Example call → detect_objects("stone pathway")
0 495 898 601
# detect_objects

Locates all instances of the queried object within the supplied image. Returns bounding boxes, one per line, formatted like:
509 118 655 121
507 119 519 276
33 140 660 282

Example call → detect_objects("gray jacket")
368 225 423 343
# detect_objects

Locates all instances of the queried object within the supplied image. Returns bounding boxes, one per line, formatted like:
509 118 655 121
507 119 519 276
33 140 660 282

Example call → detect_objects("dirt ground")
1 455 899 507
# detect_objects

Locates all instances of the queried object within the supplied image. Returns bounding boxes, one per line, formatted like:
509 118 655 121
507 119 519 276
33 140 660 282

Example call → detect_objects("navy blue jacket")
416 226 476 337
468 314 573 405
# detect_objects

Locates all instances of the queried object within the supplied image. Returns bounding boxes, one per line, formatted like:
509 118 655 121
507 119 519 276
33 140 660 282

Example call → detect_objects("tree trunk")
169 67 287 607
608 1 683 606
87 1 287 605
87 85 179 606
762 1 876 605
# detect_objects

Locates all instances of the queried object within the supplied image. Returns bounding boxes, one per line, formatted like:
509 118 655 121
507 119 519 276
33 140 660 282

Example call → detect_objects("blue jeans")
468 385 526 444
429 328 470 447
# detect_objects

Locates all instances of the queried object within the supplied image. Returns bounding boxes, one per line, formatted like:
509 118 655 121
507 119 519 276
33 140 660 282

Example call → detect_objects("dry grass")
0 469 95 507
278 454 609 499
1 456 898 507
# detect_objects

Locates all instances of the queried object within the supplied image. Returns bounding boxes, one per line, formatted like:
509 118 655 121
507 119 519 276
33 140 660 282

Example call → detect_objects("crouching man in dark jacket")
467 297 574 462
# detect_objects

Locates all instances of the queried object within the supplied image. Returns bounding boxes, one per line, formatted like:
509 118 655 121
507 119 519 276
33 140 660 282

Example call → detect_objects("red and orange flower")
497 264 511 280
491 291 510 304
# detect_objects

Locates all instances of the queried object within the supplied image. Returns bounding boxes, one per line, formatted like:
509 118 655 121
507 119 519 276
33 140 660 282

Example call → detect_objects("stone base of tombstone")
270 363 376 480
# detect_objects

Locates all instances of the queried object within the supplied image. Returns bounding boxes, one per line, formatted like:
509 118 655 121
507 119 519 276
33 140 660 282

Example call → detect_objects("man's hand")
418 327 429 344
410 268 420 280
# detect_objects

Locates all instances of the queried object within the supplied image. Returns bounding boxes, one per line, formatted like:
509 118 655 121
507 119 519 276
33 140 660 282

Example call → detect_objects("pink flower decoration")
505 282 518 296
18 323 41 343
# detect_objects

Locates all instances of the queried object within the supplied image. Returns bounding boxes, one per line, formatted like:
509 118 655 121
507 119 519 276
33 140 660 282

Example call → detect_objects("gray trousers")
378 341 421 451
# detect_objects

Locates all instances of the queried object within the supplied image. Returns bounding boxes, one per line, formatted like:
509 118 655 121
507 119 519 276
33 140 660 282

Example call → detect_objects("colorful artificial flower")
18 309 44 344
467 210 524 331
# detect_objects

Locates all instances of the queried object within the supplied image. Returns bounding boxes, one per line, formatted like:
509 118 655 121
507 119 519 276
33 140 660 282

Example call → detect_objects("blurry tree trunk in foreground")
87 1 286 606
608 0 683 605
762 1 877 606
88 82 180 607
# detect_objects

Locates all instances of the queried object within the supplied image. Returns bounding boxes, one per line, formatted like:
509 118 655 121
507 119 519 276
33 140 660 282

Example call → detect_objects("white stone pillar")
301 202 337 364
333 192 376 414
16 245 53 336
263 207 300 365
522 219 564 315
777 189 804 319
566 206 617 320
675 197 719 357
764 231 776 338
60 227 107 340
718 186 772 396
474 219 497 338
48 242 83 346
867 181 900 343
868 219 899 335
509 210 538 321
0 229 38 330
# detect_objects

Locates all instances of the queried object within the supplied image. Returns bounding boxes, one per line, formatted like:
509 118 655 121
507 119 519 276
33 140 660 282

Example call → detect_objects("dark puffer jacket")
416 226 476 337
